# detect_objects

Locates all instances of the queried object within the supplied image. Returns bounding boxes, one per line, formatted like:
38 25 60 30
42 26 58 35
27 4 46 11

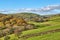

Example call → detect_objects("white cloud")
38 5 60 12
0 5 60 14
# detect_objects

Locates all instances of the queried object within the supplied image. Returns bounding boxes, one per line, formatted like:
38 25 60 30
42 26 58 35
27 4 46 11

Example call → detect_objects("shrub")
25 24 35 30
4 35 10 40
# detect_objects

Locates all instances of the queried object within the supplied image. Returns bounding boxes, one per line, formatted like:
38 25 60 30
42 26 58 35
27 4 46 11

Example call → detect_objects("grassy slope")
0 14 60 40
27 32 60 40
21 15 60 40
21 16 60 36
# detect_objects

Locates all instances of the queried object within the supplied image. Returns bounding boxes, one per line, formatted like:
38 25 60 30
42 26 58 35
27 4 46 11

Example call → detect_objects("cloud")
37 5 60 12
0 5 60 14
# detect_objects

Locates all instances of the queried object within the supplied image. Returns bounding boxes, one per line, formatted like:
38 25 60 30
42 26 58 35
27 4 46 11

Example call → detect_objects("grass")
21 20 60 36
0 21 60 40
0 15 60 40
27 32 60 40
21 24 60 36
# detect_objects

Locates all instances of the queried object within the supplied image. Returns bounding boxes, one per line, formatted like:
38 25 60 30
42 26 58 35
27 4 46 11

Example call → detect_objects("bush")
25 24 35 30
4 36 10 40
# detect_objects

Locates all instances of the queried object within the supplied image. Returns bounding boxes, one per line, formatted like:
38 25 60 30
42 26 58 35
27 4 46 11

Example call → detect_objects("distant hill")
7 12 42 22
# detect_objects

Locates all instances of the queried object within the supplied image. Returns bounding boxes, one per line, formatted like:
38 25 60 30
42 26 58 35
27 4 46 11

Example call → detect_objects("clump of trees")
0 14 35 38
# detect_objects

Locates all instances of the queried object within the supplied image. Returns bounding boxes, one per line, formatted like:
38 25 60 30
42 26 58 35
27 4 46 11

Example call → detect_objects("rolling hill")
0 13 60 40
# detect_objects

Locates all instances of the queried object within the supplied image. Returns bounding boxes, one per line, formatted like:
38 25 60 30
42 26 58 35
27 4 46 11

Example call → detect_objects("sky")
0 0 60 15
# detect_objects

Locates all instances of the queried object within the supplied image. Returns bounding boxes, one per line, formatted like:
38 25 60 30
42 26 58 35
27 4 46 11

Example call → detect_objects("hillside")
8 12 42 22
0 13 60 40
